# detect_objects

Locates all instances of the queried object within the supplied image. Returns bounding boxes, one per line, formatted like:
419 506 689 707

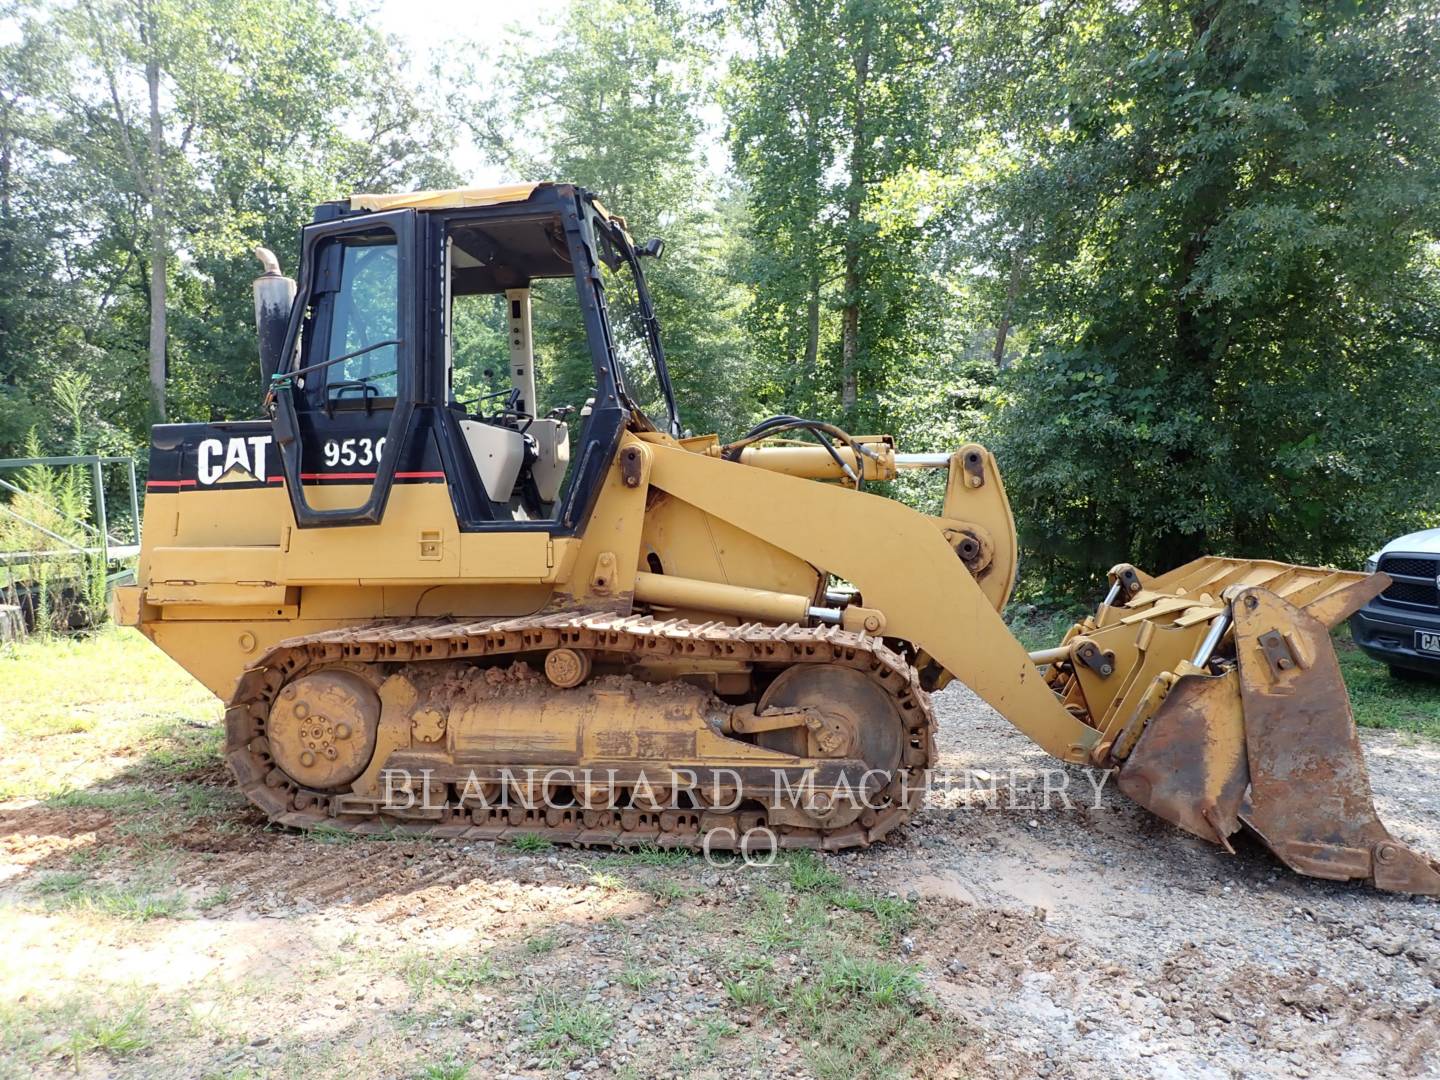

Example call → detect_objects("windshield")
594 223 678 436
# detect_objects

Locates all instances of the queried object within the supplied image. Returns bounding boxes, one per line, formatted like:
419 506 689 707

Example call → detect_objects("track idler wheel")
755 664 906 829
267 669 380 791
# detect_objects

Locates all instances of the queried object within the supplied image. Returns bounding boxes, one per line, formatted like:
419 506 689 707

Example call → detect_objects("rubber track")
224 612 936 851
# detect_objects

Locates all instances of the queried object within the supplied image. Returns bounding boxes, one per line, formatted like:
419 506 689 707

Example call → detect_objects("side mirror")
638 237 665 260
253 247 296 393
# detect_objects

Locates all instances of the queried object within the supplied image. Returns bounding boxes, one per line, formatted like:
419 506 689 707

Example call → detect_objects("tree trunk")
992 245 1026 369
0 94 14 387
840 17 871 413
143 9 167 421
803 263 820 372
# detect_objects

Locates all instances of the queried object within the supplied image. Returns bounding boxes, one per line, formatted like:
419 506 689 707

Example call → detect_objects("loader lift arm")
644 440 1440 895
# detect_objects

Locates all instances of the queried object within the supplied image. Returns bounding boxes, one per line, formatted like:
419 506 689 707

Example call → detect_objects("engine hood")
1379 528 1440 556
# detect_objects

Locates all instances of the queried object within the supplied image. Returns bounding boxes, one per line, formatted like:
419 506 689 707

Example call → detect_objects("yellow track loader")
114 183 1439 895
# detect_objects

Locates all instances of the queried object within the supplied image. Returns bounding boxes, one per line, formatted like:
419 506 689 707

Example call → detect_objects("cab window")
317 230 399 403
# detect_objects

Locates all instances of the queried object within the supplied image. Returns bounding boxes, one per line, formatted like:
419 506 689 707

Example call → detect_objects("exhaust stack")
253 247 296 392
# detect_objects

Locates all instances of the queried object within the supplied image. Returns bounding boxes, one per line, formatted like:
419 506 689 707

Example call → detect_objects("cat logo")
197 435 272 486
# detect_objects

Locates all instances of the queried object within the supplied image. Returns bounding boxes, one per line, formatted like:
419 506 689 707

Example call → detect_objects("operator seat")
527 419 570 504
457 418 526 504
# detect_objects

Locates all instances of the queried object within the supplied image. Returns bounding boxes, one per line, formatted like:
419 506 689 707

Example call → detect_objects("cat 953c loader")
114 182 1440 895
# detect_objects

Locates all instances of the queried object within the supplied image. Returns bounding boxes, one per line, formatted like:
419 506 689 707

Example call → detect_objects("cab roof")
347 181 619 219
348 182 543 212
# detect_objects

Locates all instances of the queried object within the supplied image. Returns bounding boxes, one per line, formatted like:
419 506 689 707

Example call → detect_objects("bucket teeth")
1229 586 1440 895
1113 573 1440 896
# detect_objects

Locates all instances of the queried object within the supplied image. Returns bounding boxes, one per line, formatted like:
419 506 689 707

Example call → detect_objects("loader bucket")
1066 558 1440 895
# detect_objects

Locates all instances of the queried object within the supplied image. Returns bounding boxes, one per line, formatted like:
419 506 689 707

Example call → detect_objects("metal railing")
0 455 141 566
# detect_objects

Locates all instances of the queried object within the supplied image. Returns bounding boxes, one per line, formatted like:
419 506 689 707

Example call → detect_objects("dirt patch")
2 678 1438 1079
862 683 1440 1079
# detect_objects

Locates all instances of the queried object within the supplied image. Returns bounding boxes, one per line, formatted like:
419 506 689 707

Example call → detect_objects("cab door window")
315 230 399 404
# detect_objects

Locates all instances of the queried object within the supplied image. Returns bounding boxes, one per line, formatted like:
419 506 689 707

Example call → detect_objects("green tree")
726 0 958 436
970 0 1440 591
454 0 750 437
0 0 454 455
0 1 71 450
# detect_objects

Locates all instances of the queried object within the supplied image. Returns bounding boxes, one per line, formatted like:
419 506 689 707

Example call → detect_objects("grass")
714 880 957 1080
195 886 234 912
0 627 220 801
395 948 503 998
525 989 612 1064
306 823 365 845
39 782 246 846
785 850 843 893
617 960 659 991
524 930 560 955
589 869 624 892
590 843 698 904
31 867 188 922
1334 623 1440 738
828 889 916 945
417 1058 470 1080
722 967 782 1009
695 1018 738 1059
639 877 689 902
506 832 552 853
65 1002 151 1061
606 842 696 867
1 995 154 1076
811 955 924 1008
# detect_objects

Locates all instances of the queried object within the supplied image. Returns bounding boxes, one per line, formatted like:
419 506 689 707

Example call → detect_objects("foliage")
0 0 1436 604
452 0 751 437
726 0 970 442
0 374 108 632
967 0 1440 589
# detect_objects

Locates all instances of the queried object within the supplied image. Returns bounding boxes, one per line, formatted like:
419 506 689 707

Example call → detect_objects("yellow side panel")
169 489 287 547
148 583 291 607
282 484 461 583
641 493 820 600
148 545 281 585
457 532 556 581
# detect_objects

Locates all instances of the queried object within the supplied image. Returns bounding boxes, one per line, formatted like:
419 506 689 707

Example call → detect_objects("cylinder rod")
1191 610 1232 669
715 444 892 482
1028 645 1071 667
635 571 841 626
894 452 951 469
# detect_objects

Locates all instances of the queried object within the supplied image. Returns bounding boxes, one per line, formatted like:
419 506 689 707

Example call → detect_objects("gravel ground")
3 681 1438 1079
866 683 1440 1079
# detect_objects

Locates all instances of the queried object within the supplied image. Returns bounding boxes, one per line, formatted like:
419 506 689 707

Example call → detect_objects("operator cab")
445 216 578 520
260 182 677 533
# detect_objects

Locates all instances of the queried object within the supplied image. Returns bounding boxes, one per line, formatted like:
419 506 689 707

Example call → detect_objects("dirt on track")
2 681 1438 1080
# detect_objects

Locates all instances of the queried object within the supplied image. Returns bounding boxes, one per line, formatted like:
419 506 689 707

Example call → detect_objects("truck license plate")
1416 630 1440 656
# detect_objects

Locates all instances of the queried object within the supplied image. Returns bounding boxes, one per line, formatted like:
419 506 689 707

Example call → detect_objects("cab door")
271 210 421 527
